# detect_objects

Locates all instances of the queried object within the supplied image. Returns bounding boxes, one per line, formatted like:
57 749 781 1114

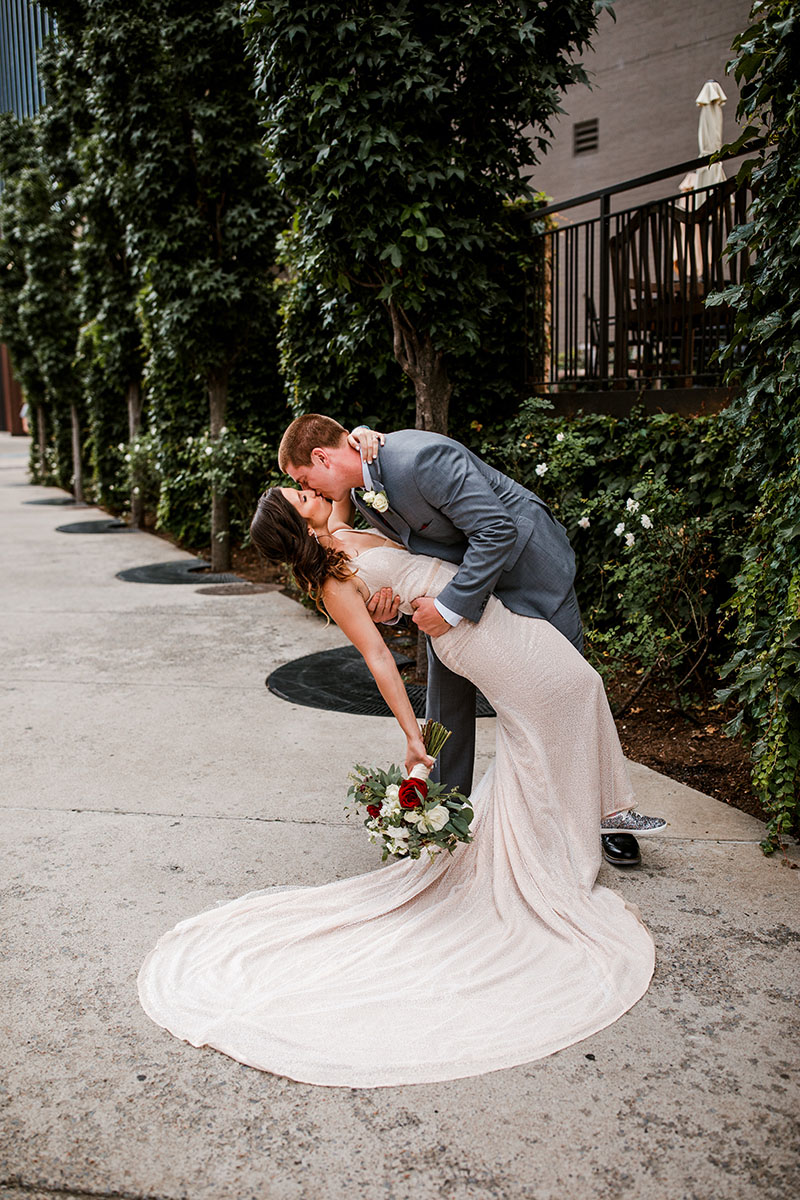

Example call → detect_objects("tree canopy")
244 0 607 431
0 117 48 436
0 68 84 495
84 0 288 565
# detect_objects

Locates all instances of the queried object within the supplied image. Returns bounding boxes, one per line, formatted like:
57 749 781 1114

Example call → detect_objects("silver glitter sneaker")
600 810 667 835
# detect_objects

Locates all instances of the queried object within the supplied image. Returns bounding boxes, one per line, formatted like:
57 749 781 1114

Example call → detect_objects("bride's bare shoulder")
328 525 362 548
322 567 369 604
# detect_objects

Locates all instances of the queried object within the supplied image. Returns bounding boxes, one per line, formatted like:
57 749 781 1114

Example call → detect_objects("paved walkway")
1 432 798 1200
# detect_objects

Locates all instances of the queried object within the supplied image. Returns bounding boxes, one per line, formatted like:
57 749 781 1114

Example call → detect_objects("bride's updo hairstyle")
249 488 353 613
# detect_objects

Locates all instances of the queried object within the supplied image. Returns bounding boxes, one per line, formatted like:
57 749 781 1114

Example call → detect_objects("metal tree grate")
56 519 136 533
24 497 88 506
267 645 495 718
116 560 243 585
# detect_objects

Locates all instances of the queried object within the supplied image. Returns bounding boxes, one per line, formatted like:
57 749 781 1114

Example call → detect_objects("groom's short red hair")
278 414 348 471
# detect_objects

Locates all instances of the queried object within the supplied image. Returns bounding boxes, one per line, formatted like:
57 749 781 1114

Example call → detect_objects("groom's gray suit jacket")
351 429 577 628
351 431 581 793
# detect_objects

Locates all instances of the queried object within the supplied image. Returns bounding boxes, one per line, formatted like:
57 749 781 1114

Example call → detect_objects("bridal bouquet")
346 721 474 861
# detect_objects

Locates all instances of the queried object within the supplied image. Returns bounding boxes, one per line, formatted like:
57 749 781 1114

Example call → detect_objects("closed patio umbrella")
694 79 726 188
675 80 727 278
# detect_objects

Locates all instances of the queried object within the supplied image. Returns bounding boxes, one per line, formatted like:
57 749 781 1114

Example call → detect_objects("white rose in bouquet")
406 805 450 833
372 492 389 512
382 784 402 817
386 825 411 856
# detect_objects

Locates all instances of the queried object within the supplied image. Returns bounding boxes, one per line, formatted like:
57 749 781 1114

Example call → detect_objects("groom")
279 414 642 868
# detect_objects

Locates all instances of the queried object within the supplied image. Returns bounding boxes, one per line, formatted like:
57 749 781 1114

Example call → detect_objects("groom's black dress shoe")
601 833 641 867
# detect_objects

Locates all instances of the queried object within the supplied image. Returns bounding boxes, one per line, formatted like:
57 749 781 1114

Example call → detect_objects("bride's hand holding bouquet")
405 731 434 779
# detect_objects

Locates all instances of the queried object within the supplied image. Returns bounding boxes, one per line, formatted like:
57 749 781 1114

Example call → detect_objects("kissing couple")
138 416 664 1087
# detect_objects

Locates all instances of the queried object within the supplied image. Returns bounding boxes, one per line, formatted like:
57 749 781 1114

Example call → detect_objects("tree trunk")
36 404 47 479
208 365 230 573
70 404 83 503
387 302 452 680
127 379 145 529
211 489 230 572
387 300 452 435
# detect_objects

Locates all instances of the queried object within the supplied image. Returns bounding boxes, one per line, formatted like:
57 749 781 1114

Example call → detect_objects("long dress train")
138 546 654 1087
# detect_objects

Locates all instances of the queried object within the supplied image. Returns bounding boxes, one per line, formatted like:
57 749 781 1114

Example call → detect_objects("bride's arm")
322 576 433 777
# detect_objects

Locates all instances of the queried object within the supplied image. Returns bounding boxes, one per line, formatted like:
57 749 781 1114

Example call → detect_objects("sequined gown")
138 545 655 1087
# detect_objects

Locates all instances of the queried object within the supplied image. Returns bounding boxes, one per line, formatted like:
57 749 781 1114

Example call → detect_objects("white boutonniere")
362 488 389 513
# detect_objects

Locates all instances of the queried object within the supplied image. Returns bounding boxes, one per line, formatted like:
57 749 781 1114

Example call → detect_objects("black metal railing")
528 150 756 394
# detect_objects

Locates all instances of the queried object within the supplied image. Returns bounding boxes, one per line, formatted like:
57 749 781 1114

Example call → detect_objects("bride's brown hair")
249 488 353 613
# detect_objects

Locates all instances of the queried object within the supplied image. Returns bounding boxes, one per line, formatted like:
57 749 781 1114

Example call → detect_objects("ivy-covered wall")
703 0 800 851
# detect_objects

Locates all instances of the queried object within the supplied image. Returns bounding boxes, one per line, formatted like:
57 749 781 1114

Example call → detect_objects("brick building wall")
530 0 754 212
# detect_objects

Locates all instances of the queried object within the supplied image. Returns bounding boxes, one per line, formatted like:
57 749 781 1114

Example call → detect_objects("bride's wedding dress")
138 545 654 1087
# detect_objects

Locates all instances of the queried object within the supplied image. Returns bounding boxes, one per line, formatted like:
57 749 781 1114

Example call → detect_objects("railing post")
598 193 611 386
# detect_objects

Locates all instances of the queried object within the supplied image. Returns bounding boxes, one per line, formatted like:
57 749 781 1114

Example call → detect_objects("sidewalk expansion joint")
2 677 266 691
0 1177 174 1200
0 806 764 840
2 803 348 828
654 834 763 843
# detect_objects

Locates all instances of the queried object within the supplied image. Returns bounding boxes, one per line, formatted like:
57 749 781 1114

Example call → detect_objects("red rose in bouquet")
366 804 382 819
399 778 428 808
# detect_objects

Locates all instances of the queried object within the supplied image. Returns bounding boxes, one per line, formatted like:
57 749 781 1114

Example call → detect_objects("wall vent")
573 118 599 155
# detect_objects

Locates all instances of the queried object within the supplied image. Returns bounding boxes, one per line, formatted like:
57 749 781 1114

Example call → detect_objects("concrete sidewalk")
1 432 798 1200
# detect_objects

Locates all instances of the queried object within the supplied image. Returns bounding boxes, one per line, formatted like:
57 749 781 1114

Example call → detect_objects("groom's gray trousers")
427 586 584 796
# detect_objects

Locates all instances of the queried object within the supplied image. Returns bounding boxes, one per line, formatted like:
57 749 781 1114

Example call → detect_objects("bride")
137 486 656 1088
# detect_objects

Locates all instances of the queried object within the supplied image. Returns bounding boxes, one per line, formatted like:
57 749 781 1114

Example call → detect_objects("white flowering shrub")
478 400 754 700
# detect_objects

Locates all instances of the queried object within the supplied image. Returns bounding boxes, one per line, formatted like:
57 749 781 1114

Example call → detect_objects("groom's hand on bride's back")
367 587 401 625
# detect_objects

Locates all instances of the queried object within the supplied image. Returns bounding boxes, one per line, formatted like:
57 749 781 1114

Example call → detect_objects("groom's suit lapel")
353 457 411 547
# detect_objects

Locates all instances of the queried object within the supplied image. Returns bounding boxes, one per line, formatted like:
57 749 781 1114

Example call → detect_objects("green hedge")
705 0 800 852
478 401 755 694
